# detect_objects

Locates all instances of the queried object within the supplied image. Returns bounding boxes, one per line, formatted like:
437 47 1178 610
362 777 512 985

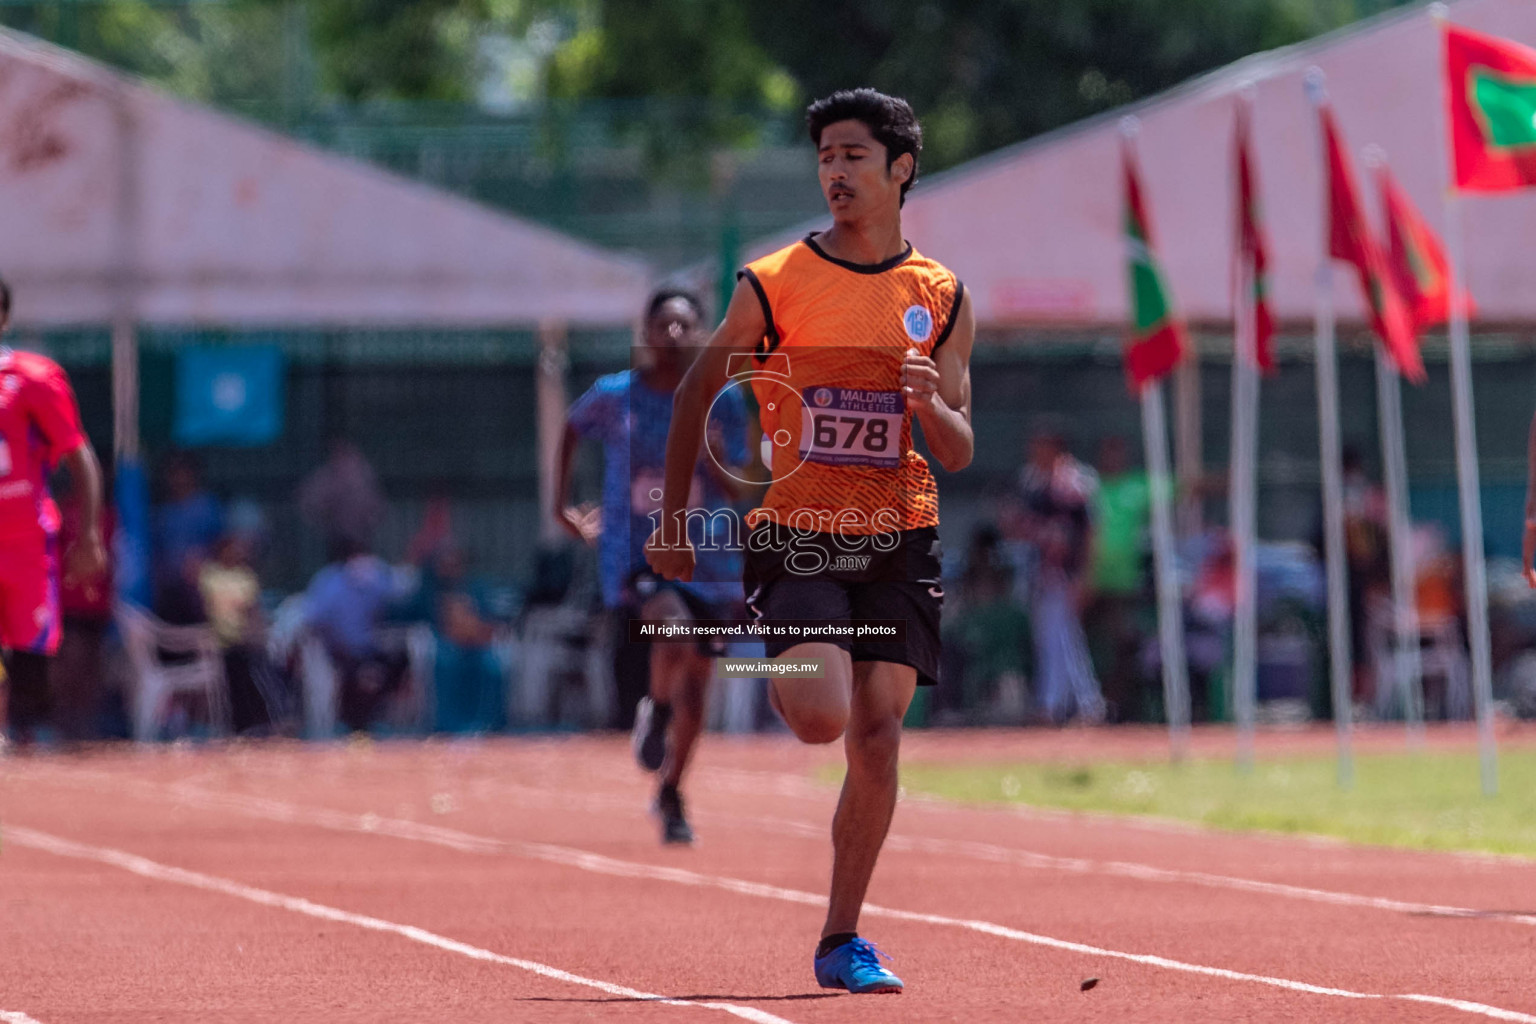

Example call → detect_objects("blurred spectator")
1013 429 1105 724
1416 530 1464 627
298 439 385 561
156 550 208 628
1413 526 1472 720
153 451 222 601
1084 436 1152 722
1344 446 1390 703
938 524 1031 724
302 541 412 732
1313 444 1390 704
52 474 116 743
422 543 506 733
1185 530 1237 722
200 534 282 733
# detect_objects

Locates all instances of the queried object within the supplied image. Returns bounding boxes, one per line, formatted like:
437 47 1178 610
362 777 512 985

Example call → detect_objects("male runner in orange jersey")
646 88 974 994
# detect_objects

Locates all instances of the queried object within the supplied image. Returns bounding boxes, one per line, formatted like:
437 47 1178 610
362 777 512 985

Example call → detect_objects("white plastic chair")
514 605 612 728
266 593 310 666
297 634 339 739
115 602 230 743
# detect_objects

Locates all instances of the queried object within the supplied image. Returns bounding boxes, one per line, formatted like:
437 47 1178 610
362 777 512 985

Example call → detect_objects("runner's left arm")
904 289 975 472
58 444 106 581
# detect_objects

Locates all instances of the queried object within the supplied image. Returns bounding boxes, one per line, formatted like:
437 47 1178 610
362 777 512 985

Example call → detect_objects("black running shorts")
742 524 944 686
629 569 737 658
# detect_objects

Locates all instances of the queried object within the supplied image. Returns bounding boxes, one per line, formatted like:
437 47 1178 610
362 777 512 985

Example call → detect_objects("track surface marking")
6 730 1536 1022
8 826 799 1024
27 775 1536 1024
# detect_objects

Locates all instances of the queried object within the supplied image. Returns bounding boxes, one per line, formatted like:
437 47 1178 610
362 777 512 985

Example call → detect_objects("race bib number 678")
799 387 902 469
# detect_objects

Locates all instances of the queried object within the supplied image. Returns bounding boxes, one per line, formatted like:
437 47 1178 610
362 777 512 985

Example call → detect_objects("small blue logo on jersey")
813 387 834 407
903 305 934 343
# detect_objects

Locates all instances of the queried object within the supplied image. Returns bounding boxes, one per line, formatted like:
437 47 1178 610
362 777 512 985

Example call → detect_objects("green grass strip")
878 749 1536 858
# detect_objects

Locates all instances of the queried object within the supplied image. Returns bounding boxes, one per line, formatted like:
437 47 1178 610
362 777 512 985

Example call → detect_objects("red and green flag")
1234 100 1276 374
1445 23 1536 192
1376 162 1474 331
1123 140 1187 390
1321 106 1425 383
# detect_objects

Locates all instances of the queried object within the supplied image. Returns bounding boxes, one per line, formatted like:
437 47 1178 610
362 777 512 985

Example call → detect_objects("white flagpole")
1123 114 1192 762
1373 341 1426 740
1143 378 1192 760
1443 191 1498 795
1363 148 1425 742
1307 68 1356 789
1230 245 1260 772
1431 3 1498 795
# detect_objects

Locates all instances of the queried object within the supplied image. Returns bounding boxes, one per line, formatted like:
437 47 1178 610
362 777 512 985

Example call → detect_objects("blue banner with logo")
174 345 283 447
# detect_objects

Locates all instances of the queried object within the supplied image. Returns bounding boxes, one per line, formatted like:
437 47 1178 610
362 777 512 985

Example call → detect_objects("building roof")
0 31 652 327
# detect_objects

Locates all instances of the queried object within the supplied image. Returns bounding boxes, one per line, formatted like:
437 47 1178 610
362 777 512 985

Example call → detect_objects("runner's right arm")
646 278 767 581
553 421 600 545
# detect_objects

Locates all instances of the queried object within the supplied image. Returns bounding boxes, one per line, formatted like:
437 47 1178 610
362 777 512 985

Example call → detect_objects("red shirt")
0 346 85 539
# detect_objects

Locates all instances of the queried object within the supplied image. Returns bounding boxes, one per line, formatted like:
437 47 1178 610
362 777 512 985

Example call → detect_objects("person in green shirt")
1084 436 1152 721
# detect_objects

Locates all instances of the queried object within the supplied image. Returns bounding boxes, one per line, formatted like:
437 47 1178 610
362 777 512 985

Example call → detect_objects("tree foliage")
560 0 1416 172
0 0 1418 167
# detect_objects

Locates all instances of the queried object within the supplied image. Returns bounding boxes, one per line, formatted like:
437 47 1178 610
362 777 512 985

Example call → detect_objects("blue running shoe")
814 937 904 994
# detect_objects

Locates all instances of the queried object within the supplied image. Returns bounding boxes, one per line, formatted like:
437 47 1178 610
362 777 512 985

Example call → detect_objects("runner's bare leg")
822 660 915 937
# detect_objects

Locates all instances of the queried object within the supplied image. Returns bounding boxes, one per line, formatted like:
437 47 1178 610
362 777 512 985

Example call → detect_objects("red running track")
3 727 1536 1023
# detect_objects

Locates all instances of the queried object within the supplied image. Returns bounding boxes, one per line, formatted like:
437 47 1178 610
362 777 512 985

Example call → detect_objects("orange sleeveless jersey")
738 234 964 535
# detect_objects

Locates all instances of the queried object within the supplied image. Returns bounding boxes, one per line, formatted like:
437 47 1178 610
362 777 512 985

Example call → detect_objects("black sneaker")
655 784 695 845
631 697 671 772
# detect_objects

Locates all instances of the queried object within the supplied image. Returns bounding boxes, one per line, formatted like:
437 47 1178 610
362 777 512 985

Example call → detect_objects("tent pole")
536 319 571 545
1231 259 1259 772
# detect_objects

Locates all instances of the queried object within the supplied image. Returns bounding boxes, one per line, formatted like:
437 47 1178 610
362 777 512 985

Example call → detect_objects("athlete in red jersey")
0 279 107 745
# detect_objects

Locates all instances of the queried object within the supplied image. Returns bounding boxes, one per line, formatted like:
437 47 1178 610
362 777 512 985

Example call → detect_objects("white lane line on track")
66 779 1536 1024
33 765 1536 928
3 826 798 1024
468 776 1536 927
161 763 1523 931
35 763 1536 930
1 1011 46 1023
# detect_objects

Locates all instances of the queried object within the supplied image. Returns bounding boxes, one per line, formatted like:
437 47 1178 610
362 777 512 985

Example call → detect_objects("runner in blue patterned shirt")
554 288 753 844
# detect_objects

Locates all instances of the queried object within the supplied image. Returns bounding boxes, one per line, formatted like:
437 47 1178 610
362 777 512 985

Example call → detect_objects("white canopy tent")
0 31 652 329
0 29 654 549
